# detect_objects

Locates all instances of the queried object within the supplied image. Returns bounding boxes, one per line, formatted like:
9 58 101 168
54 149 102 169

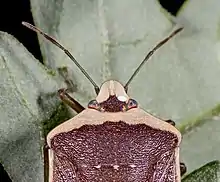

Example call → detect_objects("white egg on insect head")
22 21 186 182
117 95 127 102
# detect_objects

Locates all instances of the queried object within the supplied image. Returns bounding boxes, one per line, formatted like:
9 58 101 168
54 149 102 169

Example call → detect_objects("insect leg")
180 162 187 176
58 88 85 113
44 144 50 182
165 119 176 126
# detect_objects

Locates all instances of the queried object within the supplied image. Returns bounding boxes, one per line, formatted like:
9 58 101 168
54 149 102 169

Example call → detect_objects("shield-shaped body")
47 80 181 182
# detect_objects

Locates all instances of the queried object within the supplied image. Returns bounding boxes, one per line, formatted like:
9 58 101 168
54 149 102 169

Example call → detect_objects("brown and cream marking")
47 81 181 182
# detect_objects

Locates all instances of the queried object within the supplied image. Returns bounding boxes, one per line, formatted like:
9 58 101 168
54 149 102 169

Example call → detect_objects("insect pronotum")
22 21 186 182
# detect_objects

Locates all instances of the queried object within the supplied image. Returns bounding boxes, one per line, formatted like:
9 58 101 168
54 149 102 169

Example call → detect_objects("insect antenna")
22 21 100 94
124 27 183 91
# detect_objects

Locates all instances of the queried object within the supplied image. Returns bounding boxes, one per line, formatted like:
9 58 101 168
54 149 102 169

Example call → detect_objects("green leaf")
176 0 220 174
0 32 65 181
182 160 220 182
177 0 220 38
180 114 220 174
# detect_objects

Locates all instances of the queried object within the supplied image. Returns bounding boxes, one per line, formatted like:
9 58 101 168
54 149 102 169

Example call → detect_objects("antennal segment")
22 21 100 94
124 27 183 91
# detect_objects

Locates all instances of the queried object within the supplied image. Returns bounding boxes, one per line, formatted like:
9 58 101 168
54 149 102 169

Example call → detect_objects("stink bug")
22 22 186 182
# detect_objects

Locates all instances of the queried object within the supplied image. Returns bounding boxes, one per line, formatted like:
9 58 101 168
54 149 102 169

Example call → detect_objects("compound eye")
126 99 138 110
88 99 100 110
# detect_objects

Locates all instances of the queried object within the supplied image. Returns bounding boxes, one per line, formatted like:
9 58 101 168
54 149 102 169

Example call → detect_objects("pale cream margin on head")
47 80 181 144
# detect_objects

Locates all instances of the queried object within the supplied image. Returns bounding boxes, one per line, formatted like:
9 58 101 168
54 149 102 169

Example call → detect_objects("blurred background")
0 0 186 181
